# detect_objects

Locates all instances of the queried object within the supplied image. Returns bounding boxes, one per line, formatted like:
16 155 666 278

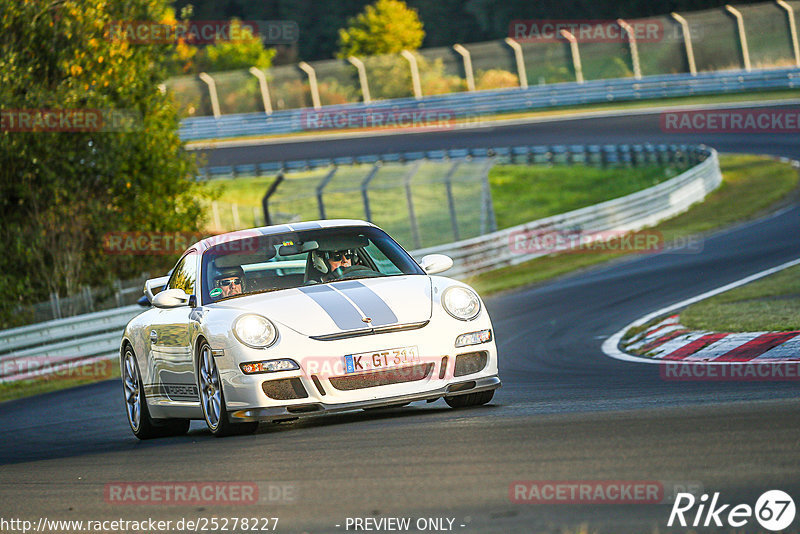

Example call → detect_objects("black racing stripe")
335 281 398 327
299 285 365 330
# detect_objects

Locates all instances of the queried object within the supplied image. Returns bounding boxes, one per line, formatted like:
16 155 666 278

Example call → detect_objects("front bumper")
229 375 501 422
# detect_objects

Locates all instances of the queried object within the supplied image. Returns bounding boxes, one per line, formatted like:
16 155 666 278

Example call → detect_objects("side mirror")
143 275 170 304
152 288 190 309
419 254 453 275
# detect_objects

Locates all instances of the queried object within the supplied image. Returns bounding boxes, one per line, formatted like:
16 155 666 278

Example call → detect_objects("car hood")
212 275 433 337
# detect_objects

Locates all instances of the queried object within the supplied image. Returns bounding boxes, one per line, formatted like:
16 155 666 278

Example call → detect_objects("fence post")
453 44 475 92
617 19 642 79
347 56 372 103
82 286 94 312
401 50 423 99
725 5 752 72
776 0 800 67
404 161 423 248
248 67 273 115
479 159 497 234
232 203 241 229
50 292 61 320
252 206 261 227
316 167 338 219
211 201 221 230
262 172 285 226
198 72 221 119
114 279 123 308
559 30 584 84
443 161 462 241
360 163 381 221
504 37 528 89
298 62 322 109
671 13 697 75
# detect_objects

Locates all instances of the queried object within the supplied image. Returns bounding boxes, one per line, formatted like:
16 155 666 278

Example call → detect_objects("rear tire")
122 346 190 440
197 341 259 437
444 389 494 408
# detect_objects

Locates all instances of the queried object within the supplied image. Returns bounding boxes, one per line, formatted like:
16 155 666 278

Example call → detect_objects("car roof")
194 219 377 253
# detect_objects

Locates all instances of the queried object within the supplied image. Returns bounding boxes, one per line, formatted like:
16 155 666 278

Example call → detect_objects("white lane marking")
186 98 800 150
753 334 800 360
601 256 800 364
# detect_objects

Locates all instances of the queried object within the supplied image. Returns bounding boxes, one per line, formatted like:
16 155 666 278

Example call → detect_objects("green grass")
465 155 799 295
0 360 120 403
680 265 800 332
490 164 672 229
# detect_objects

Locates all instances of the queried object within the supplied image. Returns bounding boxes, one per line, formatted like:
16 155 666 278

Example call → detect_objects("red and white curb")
621 314 800 362
602 257 800 364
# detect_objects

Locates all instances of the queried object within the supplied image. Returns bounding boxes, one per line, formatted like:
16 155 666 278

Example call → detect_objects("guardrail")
199 142 703 180
0 144 721 382
180 68 800 141
410 146 721 278
0 305 141 382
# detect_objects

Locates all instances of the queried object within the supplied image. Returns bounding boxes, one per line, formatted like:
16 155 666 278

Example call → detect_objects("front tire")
444 389 494 408
197 341 258 437
122 346 189 440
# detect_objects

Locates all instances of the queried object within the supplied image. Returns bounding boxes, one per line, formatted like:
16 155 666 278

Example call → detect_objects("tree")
0 0 209 326
336 0 424 58
196 19 276 72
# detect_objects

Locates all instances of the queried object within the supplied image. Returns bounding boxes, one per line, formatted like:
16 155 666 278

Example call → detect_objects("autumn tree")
0 0 209 326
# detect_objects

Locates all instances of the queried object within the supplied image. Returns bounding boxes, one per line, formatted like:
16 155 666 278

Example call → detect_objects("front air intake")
454 351 488 377
262 378 309 400
329 363 434 391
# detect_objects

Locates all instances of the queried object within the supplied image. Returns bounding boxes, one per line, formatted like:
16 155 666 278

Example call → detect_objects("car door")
147 251 200 405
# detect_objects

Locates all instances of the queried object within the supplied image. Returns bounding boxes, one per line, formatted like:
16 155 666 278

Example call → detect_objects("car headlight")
442 286 481 320
233 314 278 348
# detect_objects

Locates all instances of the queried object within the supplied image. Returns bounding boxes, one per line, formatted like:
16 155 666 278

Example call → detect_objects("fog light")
240 359 299 374
455 329 492 348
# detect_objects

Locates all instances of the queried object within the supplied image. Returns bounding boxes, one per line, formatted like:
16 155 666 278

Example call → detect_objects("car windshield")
200 226 424 303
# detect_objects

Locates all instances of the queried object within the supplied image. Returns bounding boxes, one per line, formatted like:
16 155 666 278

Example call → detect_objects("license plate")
344 346 420 374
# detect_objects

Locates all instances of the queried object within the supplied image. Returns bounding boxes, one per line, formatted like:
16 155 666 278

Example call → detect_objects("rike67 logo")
668 490 796 531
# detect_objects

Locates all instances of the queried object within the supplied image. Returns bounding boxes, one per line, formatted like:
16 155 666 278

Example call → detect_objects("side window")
168 253 197 295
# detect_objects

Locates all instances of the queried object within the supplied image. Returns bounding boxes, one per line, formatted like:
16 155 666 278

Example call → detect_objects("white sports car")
121 220 500 438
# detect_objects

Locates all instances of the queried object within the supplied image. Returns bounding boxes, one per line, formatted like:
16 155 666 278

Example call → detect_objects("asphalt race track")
1 104 799 533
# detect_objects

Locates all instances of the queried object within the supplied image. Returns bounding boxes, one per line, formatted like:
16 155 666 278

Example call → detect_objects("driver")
315 249 356 282
213 266 245 297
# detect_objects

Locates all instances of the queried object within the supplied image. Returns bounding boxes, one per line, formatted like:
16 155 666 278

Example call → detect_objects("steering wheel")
337 264 382 279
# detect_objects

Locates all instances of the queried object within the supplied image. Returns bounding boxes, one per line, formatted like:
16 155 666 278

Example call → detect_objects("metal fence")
0 143 720 382
200 143 701 251
169 1 800 120
13 275 150 325
179 67 800 141
411 146 721 278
